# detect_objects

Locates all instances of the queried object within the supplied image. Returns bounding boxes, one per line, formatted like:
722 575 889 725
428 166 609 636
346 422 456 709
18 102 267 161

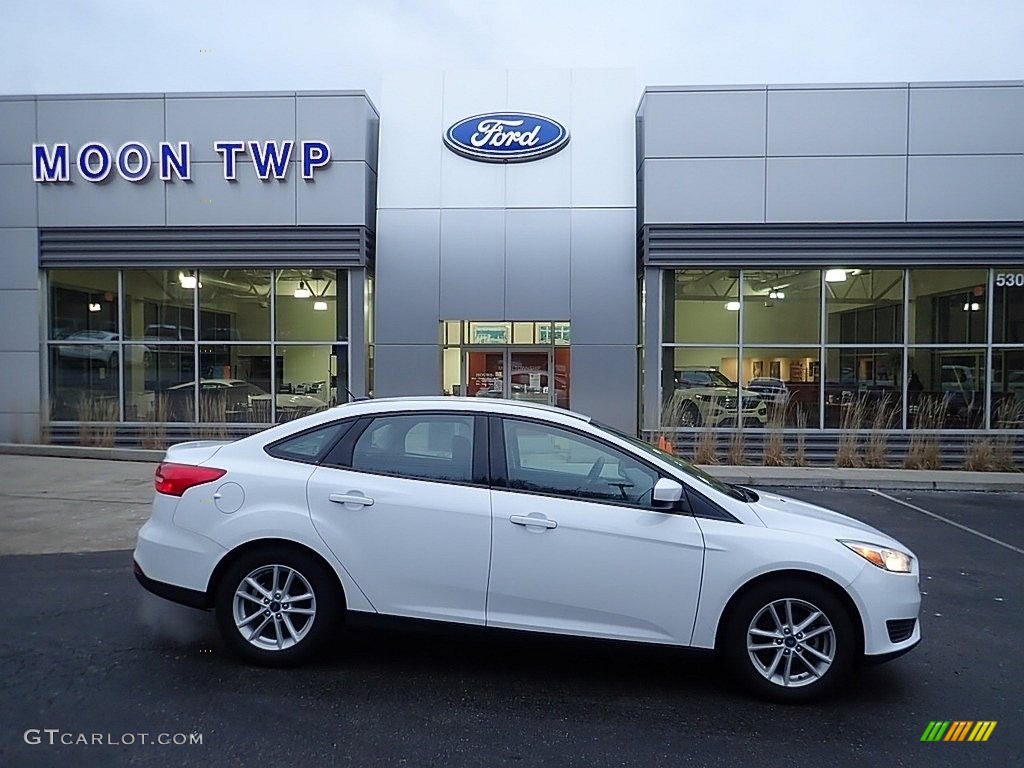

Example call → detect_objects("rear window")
265 420 352 464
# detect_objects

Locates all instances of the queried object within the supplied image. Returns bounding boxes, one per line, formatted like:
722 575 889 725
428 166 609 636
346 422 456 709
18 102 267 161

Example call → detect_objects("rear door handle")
510 515 557 529
329 493 374 507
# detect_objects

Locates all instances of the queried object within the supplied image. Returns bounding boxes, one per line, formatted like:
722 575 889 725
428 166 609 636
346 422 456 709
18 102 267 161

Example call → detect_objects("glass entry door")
463 348 560 406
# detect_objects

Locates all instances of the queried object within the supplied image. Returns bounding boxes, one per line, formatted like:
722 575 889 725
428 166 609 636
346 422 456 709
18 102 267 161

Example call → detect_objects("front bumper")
848 560 922 658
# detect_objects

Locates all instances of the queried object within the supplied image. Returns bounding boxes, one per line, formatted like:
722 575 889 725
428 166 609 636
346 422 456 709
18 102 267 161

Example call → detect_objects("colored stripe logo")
921 721 997 742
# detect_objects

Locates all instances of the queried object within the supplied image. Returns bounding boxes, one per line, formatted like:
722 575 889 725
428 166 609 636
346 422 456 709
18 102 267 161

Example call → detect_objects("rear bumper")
133 558 209 610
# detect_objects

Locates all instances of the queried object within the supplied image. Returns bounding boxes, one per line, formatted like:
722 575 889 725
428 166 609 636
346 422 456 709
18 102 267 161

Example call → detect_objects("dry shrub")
992 399 1023 472
904 396 947 470
863 395 896 469
75 397 119 447
963 440 995 472
39 421 51 446
792 408 808 467
727 430 746 466
693 427 718 465
761 397 789 467
141 396 169 450
198 392 229 440
835 396 867 468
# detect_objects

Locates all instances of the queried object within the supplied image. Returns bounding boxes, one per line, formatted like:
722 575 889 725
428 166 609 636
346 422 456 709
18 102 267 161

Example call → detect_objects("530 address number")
995 273 1024 287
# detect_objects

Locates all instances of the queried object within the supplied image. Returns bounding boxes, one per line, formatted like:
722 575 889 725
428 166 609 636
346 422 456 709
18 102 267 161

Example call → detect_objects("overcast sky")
3 1 1022 101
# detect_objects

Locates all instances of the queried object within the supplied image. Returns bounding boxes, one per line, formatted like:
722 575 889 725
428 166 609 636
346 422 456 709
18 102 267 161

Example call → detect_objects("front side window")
502 419 659 507
351 414 475 484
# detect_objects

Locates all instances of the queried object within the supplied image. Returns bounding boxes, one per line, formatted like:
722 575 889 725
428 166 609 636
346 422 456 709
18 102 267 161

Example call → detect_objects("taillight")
154 462 227 497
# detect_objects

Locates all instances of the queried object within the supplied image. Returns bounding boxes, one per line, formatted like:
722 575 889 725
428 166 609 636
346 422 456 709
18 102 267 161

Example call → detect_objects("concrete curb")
0 444 1020 491
0 443 163 463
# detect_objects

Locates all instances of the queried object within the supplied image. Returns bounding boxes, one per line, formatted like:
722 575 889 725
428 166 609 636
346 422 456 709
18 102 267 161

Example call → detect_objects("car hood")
747 491 905 549
686 386 761 398
250 393 326 409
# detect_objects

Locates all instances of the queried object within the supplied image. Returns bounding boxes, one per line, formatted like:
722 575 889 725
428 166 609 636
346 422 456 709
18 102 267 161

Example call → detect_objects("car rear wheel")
214 547 343 666
723 578 856 703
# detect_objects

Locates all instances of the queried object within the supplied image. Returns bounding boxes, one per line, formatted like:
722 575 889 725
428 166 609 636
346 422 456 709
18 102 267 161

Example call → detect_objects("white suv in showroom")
670 367 768 428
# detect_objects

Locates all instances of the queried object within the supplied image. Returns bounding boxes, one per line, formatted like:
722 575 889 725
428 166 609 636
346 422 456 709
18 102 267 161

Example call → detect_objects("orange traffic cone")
657 435 674 454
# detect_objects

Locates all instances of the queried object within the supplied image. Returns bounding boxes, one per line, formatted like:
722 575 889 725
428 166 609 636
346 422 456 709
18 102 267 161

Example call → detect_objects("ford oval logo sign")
444 112 570 163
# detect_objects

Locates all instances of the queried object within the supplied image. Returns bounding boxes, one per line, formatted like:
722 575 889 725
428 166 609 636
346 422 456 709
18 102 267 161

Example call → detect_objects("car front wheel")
214 547 343 666
723 578 857 703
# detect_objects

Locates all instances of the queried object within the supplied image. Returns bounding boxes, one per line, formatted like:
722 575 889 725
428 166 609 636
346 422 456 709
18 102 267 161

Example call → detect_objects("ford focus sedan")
133 397 921 702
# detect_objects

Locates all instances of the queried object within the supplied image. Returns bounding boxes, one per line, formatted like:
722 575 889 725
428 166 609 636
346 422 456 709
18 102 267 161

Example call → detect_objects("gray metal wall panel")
569 209 636 345
0 291 39 352
36 97 164 158
0 413 40 443
0 99 35 165
440 150 505 208
909 86 1024 154
907 155 1024 221
766 156 907 222
166 161 294 226
0 165 36 227
642 158 765 224
165 96 296 163
504 209 570 319
38 171 165 227
569 345 637 433
439 209 505 319
0 228 38 290
377 71 443 208
642 89 766 158
296 161 371 226
372 344 441 397
347 270 368 398
768 88 908 156
572 69 636 207
296 95 377 168
374 209 440 344
507 68 572 209
0 351 40 411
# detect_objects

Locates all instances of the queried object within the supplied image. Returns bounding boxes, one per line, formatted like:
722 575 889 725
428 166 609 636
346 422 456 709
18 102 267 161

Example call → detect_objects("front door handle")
509 514 557 529
329 492 374 507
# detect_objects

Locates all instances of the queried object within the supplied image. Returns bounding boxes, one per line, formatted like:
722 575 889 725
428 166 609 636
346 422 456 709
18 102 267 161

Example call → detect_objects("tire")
679 402 703 428
722 577 857 703
214 546 344 667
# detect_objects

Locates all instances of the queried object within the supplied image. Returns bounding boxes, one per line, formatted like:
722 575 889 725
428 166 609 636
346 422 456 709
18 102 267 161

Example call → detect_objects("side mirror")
653 477 683 504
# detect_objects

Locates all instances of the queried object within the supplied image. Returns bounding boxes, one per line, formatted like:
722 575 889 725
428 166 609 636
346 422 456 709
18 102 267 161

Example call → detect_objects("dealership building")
0 72 1022 456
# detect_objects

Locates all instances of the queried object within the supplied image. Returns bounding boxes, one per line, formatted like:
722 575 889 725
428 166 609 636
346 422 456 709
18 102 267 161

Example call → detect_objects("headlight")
840 540 913 573
692 393 710 402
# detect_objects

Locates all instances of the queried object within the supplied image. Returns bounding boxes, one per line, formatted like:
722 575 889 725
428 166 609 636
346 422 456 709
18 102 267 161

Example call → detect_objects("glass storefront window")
991 348 1024 428
825 269 903 344
661 347 740 427
198 270 271 341
124 344 194 422
198 345 272 422
993 269 1024 344
743 269 820 345
742 348 821 428
663 270 738 345
123 269 195 342
908 269 988 345
907 348 986 429
48 269 119 340
275 269 347 342
274 345 339 422
823 347 902 428
48 346 119 421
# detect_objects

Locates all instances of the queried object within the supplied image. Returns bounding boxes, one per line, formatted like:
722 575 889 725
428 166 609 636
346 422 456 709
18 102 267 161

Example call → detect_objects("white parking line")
868 489 1024 556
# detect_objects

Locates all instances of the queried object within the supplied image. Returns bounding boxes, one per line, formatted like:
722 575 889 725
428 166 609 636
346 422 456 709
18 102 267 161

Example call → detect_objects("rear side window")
266 421 352 464
351 414 475 484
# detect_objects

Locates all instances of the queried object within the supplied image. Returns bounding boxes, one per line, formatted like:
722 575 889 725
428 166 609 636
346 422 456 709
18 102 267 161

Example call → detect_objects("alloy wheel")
746 597 836 688
232 564 317 651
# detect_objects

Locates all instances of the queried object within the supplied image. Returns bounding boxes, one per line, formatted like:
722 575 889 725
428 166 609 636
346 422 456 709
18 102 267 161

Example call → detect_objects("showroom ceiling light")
768 290 786 300
824 269 848 283
724 301 741 311
88 302 101 312
313 301 328 311
963 301 981 312
294 280 312 299
178 272 201 289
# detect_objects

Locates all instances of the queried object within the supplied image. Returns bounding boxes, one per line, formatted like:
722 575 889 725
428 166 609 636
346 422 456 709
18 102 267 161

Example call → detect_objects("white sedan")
133 397 921 702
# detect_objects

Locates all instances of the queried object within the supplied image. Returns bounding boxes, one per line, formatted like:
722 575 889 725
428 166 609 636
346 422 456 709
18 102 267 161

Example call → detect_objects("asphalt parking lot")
1 484 1022 767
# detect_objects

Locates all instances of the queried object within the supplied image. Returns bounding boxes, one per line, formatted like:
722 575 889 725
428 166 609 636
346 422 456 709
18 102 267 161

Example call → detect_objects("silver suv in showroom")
669 367 767 428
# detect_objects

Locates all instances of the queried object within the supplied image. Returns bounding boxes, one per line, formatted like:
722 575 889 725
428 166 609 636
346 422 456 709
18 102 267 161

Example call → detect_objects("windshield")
595 422 747 502
705 371 735 388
